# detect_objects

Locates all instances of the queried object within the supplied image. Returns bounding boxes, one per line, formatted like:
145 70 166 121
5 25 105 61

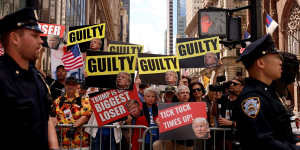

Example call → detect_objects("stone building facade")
184 0 300 111
184 0 249 83
0 0 128 77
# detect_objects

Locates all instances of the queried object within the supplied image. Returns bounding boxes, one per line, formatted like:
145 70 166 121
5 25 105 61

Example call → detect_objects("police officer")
233 34 300 150
0 8 59 149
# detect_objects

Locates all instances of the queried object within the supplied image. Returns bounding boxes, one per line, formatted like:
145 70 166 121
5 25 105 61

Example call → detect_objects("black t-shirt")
46 76 65 100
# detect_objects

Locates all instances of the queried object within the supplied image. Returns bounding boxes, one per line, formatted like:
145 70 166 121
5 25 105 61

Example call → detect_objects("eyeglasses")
192 88 202 93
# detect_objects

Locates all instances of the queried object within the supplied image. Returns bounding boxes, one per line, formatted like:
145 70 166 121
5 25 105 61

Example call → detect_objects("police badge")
241 97 260 118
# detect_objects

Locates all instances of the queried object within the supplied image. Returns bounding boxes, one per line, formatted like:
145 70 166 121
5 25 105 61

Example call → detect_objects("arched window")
287 5 300 55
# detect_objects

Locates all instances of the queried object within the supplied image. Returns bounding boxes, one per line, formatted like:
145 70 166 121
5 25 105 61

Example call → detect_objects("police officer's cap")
237 34 279 68
0 8 42 35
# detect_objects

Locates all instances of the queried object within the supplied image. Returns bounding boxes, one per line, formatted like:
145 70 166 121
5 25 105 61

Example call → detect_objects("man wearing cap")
0 8 59 149
233 34 300 150
163 86 176 103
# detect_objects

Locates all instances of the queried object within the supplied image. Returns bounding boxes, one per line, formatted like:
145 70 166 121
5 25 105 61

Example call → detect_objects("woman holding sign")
132 86 159 150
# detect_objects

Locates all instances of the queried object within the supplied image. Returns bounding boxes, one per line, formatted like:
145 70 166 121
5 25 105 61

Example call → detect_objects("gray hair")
192 117 209 127
144 86 160 101
176 85 190 95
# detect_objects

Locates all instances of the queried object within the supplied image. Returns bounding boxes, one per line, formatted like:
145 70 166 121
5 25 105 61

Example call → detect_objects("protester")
271 52 300 114
138 83 149 103
46 65 67 100
163 85 176 103
179 75 191 87
218 79 244 127
78 82 88 98
53 77 91 149
0 8 59 149
132 86 159 150
233 34 300 150
214 79 244 150
189 82 206 102
173 85 194 149
176 85 191 102
165 70 178 86
204 85 218 127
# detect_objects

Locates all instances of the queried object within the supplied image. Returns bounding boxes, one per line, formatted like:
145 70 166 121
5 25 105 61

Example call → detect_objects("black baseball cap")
237 34 279 69
0 8 42 35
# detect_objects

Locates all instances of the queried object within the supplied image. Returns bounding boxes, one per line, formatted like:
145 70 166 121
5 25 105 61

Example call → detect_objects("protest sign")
176 36 220 68
138 56 179 74
86 54 136 76
67 23 105 46
85 51 137 89
108 43 143 54
137 53 180 85
89 89 131 126
158 102 209 140
38 23 65 38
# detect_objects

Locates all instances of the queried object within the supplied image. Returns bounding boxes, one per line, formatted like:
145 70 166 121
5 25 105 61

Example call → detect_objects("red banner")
89 89 139 126
158 102 207 133
38 23 65 38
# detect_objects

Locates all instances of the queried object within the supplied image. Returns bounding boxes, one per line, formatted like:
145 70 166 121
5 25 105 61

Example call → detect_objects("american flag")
62 44 83 71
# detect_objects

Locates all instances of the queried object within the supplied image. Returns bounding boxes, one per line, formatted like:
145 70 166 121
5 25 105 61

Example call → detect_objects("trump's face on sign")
192 117 210 139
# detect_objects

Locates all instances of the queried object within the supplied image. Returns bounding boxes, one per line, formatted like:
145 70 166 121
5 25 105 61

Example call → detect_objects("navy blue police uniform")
233 34 300 150
0 8 51 150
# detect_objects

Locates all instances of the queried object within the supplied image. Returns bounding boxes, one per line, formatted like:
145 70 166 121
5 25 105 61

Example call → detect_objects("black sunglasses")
192 88 202 93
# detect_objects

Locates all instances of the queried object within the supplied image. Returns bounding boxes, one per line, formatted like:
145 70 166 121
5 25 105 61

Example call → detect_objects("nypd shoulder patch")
241 97 260 118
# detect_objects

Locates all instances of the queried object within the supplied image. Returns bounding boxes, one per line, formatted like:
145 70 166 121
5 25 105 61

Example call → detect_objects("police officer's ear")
256 58 266 69
9 30 24 46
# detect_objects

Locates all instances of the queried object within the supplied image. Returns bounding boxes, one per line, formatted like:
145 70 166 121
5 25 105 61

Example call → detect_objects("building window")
287 5 300 55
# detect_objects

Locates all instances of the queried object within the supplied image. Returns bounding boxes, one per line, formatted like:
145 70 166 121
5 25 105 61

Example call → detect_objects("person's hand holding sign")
155 117 161 127
218 117 233 126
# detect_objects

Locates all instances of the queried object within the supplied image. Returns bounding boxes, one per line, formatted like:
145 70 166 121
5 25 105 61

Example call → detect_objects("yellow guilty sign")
67 23 106 46
86 54 137 76
108 44 144 54
138 56 179 74
176 36 220 59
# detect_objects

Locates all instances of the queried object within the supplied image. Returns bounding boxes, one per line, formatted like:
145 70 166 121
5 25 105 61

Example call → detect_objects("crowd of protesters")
44 64 247 150
1 7 300 150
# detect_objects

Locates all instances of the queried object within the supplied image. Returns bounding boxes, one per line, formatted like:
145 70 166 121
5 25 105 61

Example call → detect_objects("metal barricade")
142 127 233 150
56 124 148 150
56 124 235 150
